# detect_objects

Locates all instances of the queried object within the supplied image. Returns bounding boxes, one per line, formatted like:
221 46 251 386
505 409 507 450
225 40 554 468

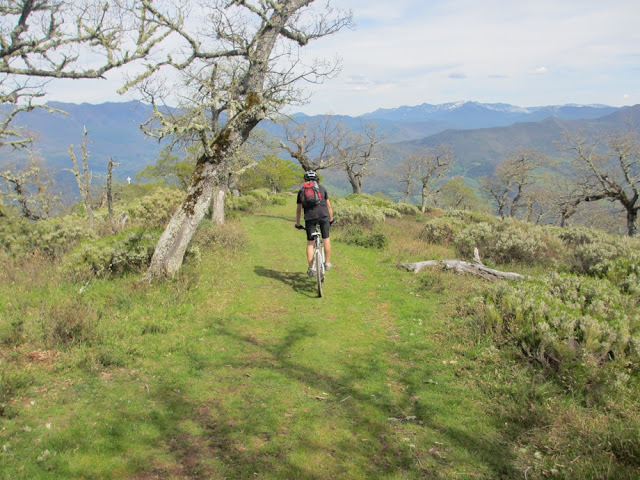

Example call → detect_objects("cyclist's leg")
306 240 314 266
305 220 318 272
318 216 332 265
323 238 331 264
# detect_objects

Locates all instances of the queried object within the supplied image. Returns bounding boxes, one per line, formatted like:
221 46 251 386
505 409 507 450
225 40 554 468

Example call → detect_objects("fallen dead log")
397 257 525 281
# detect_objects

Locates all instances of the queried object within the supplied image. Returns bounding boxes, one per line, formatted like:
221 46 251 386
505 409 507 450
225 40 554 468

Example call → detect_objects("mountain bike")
310 226 325 297
296 223 326 297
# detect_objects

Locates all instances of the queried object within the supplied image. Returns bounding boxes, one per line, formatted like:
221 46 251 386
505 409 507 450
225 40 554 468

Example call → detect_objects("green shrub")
393 202 421 216
420 217 466 245
444 209 496 225
454 220 562 265
558 226 640 282
336 226 389 249
122 186 184 228
332 201 387 228
332 194 417 228
226 190 288 214
474 272 639 399
64 228 161 279
193 220 248 251
0 215 96 259
244 188 270 201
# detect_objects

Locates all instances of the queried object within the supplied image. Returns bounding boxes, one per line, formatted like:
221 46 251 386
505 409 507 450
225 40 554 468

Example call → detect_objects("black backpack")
301 181 322 207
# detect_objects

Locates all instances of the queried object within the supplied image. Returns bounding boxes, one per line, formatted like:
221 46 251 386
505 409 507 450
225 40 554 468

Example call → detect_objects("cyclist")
295 170 334 277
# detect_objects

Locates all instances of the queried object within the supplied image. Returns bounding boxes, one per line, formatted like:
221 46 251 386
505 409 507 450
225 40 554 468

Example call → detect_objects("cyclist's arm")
326 199 334 222
296 203 302 226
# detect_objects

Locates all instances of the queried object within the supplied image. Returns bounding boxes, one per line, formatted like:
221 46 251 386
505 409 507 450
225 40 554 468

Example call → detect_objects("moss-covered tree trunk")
146 160 221 278
211 182 226 226
146 111 263 278
142 0 349 278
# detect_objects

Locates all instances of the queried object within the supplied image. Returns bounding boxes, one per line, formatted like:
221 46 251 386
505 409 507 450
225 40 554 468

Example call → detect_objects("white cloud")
532 67 549 75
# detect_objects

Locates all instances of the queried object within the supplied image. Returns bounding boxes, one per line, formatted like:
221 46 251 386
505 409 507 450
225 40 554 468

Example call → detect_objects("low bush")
454 220 563 265
332 194 415 228
121 186 185 228
0 215 96 259
336 225 389 249
473 272 639 400
226 189 288 214
64 228 161 279
558 226 640 285
443 208 496 225
420 216 466 246
193 220 248 251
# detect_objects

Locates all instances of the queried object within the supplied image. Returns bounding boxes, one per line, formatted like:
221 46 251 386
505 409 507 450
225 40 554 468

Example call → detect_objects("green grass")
1 198 637 479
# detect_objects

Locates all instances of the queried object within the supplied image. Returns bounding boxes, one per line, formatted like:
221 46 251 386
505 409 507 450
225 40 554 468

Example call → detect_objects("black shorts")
305 216 331 241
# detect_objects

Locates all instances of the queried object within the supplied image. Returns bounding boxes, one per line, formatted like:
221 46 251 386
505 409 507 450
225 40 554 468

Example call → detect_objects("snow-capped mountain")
360 101 618 129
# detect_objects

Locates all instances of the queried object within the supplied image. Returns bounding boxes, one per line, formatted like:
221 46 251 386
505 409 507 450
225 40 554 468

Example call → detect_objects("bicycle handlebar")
294 219 337 230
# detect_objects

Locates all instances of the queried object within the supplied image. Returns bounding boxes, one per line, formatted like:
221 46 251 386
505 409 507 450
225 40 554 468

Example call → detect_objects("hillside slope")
0 199 520 479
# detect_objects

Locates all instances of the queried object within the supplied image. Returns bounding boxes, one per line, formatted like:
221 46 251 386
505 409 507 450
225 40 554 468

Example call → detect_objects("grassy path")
1 200 517 479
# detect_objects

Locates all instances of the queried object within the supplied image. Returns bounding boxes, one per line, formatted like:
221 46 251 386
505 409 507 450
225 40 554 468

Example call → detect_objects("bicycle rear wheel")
314 249 323 297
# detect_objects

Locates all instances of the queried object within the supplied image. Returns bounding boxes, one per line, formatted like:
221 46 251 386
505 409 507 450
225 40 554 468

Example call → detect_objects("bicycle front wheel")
314 249 323 297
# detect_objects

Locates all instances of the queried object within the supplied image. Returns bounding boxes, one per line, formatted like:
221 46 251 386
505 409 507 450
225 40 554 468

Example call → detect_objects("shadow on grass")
139 318 520 479
254 266 317 298
254 213 293 222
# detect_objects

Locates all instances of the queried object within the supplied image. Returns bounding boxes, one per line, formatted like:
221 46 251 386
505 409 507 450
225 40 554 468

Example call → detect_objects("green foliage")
558 226 640 285
225 189 288 215
64 228 161 279
1 197 639 478
420 216 466 246
454 219 563 265
438 177 485 211
336 225 389 249
135 146 196 190
0 368 32 411
332 193 416 228
443 208 496 224
0 215 96 259
474 272 639 400
121 186 184 228
193 220 248 252
239 155 303 193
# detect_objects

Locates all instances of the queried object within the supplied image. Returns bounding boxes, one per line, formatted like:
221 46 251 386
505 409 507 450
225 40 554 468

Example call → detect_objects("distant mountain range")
2 100 638 197
362 101 618 125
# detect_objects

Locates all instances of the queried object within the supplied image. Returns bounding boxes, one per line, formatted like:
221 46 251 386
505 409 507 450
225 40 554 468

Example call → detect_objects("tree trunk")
146 160 220 278
345 168 361 194
627 207 638 236
420 185 428 213
107 157 119 233
211 183 226 225
402 184 411 203
397 260 525 281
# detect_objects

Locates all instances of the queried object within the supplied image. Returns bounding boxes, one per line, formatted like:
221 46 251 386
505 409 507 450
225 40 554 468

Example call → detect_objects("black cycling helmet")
303 170 318 181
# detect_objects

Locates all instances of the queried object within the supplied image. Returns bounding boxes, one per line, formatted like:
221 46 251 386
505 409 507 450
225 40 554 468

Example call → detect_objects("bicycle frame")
310 226 325 297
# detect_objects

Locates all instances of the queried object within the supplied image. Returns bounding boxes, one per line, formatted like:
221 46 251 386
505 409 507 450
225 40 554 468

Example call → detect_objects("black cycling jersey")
297 184 330 221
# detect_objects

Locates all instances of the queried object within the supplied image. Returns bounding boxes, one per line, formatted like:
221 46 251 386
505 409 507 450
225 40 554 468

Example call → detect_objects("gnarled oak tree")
125 0 351 278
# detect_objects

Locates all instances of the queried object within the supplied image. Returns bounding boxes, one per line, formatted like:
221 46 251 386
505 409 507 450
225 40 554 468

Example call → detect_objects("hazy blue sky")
46 0 640 116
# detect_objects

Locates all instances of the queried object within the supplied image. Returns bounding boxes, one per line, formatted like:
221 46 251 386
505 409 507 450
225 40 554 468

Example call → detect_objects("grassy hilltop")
1 189 639 479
